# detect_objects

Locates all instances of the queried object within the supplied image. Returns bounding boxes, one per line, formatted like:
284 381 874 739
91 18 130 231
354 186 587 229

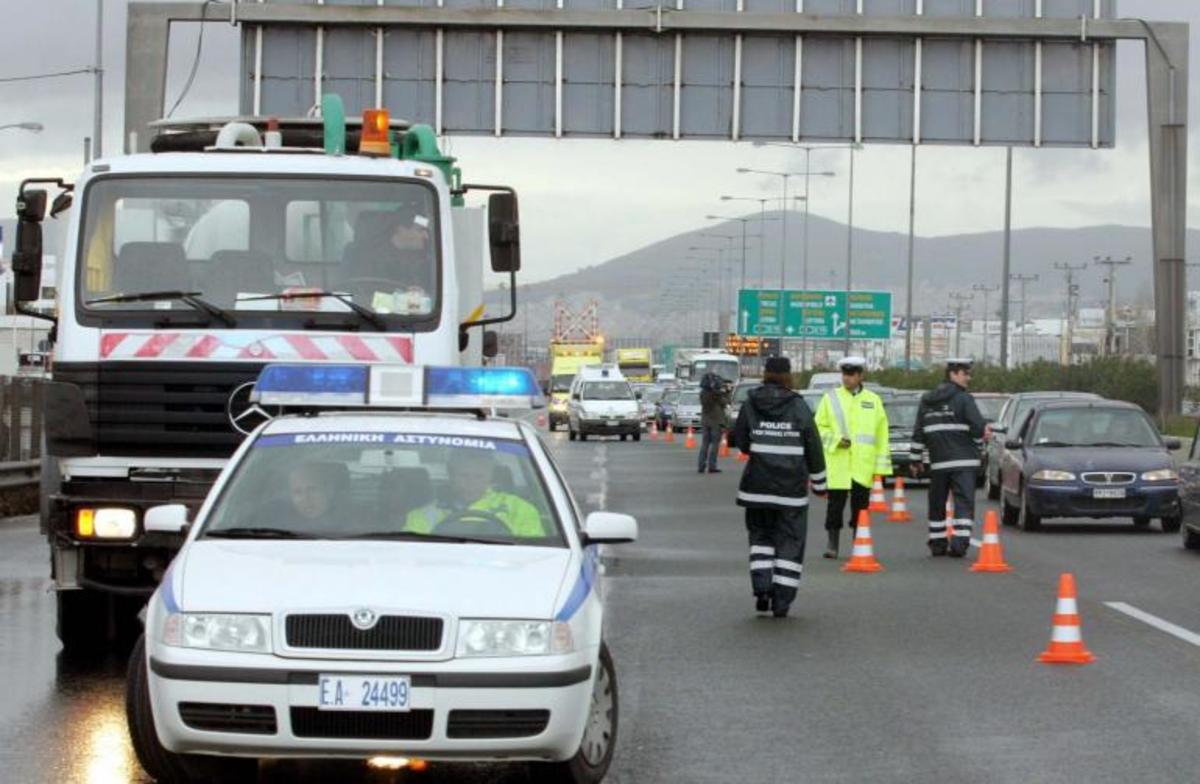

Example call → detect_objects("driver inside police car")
403 448 544 538
283 461 345 531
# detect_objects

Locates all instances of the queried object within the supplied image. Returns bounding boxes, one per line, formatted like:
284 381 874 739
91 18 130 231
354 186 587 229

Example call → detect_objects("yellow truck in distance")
616 347 654 383
547 340 605 430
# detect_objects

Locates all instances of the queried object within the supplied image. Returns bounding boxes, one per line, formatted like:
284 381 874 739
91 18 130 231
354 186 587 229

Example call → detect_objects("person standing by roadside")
911 358 990 557
698 372 731 474
733 357 827 618
814 357 892 558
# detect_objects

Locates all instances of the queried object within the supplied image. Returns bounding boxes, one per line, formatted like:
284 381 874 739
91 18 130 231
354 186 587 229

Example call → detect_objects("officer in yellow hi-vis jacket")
814 357 891 559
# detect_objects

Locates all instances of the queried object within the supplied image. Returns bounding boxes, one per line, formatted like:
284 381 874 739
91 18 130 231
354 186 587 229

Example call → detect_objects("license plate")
318 675 411 712
1093 488 1126 499
606 420 619 427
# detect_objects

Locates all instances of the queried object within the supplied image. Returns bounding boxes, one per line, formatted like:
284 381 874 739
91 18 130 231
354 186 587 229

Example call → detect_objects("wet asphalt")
2 429 1199 783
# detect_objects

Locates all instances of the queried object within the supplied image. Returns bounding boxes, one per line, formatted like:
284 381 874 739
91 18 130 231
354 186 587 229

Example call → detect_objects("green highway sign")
738 289 893 340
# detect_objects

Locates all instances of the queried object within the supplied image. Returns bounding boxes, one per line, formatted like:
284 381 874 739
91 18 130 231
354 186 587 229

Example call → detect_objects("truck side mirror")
482 329 499 359
12 188 47 303
488 192 521 273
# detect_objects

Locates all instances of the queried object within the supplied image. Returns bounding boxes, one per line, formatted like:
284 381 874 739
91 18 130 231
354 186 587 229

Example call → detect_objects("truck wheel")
579 432 588 442
619 434 627 442
1160 515 1182 534
1018 490 1042 532
633 432 641 442
56 589 107 653
126 636 258 784
528 641 617 784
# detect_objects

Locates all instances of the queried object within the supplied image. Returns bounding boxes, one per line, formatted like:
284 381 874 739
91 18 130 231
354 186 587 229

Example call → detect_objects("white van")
568 365 642 442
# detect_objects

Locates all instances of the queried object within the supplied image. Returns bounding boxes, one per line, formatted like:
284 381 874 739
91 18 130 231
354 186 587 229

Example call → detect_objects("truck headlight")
162 613 272 653
456 620 573 657
1032 470 1076 482
75 507 138 539
1141 469 1178 482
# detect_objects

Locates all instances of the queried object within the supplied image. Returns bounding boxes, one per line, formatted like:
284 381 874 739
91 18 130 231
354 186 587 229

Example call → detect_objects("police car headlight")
1141 469 1178 482
456 620 573 657
162 613 272 653
1032 470 1076 482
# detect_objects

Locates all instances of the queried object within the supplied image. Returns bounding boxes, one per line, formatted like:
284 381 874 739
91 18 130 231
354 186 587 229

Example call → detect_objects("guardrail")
0 377 44 499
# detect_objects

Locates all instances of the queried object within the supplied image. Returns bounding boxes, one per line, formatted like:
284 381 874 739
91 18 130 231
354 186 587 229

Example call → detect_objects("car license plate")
606 420 619 427
318 675 411 712
1093 488 1126 499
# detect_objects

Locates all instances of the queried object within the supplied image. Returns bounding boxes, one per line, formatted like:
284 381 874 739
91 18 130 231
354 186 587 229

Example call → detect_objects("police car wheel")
126 635 259 784
529 641 617 784
1160 515 1182 534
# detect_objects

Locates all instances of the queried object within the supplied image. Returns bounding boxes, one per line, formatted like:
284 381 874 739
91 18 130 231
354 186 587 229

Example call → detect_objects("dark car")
972 392 1011 486
984 391 1101 500
998 400 1182 532
655 388 680 431
1174 421 1200 550
727 379 760 424
884 397 926 481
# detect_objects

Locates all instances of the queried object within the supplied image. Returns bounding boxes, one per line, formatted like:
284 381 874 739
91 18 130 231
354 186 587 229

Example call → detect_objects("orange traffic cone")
869 475 888 512
664 424 675 443
649 421 659 440
945 497 955 520
887 477 913 522
684 427 697 449
970 511 1012 573
1037 573 1095 665
842 511 884 573
718 434 730 458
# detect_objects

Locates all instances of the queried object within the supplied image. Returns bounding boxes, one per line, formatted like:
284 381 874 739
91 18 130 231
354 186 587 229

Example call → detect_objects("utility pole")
93 0 104 159
1009 273 1038 367
1095 255 1132 355
949 292 975 358
999 147 1014 369
843 145 858 354
972 283 1000 366
905 144 918 370
1054 262 1087 365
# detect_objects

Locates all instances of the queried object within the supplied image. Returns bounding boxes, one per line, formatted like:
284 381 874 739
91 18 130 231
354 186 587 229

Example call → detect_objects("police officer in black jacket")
910 358 990 557
733 357 827 617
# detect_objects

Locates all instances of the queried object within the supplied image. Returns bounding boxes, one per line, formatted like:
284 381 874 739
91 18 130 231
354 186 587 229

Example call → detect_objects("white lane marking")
1104 602 1200 648
584 444 609 511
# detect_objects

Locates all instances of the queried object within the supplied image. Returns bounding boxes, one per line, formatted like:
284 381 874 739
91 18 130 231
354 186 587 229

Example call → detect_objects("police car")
125 364 636 784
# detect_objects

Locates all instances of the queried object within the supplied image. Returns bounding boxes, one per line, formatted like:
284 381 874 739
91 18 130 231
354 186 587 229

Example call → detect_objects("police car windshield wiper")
204 527 317 540
85 290 237 327
340 531 515 546
238 291 387 331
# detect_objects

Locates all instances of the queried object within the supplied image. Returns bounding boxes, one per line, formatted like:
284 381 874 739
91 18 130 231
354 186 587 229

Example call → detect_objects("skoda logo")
226 382 282 436
351 608 378 630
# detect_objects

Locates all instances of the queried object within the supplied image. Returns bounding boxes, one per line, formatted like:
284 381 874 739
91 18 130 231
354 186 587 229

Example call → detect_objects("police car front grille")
285 614 444 651
289 708 434 740
447 709 551 739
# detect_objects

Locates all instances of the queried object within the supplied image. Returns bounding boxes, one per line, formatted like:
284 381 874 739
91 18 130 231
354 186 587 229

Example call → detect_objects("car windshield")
693 360 739 383
202 431 563 545
1013 394 1097 431
583 381 633 400
973 396 1008 422
679 391 701 406
887 401 920 430
79 176 439 323
1029 408 1161 448
733 383 756 403
550 374 574 393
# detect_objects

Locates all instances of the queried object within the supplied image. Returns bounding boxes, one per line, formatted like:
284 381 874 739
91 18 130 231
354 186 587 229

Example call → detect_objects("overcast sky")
1 0 1198 284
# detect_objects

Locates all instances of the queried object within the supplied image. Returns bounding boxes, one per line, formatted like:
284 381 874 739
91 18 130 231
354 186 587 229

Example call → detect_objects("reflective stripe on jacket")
814 385 892 490
404 490 546 538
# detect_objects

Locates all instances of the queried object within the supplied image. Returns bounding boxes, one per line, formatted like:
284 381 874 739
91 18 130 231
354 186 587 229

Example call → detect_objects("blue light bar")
253 364 369 406
425 366 545 410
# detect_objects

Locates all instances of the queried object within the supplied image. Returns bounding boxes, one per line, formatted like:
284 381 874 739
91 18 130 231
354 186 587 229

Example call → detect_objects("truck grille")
179 702 277 735
447 710 551 739
54 361 263 458
1081 472 1136 485
285 614 444 652
289 708 434 740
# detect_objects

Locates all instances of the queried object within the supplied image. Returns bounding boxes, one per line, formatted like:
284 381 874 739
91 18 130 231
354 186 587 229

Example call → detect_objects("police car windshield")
583 382 633 401
201 431 564 546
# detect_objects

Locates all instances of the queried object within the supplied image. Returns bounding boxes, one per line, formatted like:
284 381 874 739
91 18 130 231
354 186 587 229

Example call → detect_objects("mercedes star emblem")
226 381 283 436
351 608 379 630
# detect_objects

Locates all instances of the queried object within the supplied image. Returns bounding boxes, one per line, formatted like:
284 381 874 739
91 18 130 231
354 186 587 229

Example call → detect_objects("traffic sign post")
738 289 892 341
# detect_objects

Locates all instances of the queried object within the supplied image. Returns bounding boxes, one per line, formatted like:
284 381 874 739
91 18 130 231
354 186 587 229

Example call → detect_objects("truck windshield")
693 360 739 383
551 374 575 393
77 176 439 326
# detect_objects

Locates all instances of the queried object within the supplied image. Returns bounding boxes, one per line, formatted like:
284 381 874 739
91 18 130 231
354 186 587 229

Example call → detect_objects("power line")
166 0 218 118
0 68 94 84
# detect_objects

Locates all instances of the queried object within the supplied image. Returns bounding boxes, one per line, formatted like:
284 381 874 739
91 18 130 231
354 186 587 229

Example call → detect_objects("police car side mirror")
144 504 191 535
582 512 638 545
1004 438 1023 451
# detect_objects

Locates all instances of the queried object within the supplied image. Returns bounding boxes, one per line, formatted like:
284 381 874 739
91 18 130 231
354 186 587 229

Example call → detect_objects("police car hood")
173 540 573 619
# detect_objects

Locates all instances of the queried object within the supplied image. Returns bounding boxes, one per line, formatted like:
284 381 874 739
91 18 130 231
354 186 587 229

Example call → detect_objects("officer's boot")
928 537 949 557
822 529 839 559
948 535 970 558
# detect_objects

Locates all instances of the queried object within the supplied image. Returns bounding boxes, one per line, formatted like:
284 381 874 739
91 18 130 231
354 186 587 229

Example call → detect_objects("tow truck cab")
11 106 522 650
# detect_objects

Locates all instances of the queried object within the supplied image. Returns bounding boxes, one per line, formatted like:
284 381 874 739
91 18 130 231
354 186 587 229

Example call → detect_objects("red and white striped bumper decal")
99 332 414 363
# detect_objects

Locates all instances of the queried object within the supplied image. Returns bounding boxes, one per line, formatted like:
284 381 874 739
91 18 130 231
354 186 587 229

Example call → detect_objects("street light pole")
999 147 1014 369
972 283 1000 366
905 144 918 370
94 0 104 159
843 144 858 354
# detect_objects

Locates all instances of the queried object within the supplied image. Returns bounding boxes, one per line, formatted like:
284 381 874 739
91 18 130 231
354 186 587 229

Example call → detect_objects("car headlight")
891 442 913 453
1032 470 1076 482
75 507 138 539
1141 469 1179 482
456 620 573 657
162 613 272 653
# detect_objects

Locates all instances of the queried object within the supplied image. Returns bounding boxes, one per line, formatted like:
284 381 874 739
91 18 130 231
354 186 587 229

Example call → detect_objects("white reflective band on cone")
852 544 872 556
983 533 1000 544
1051 625 1083 643
1056 597 1079 615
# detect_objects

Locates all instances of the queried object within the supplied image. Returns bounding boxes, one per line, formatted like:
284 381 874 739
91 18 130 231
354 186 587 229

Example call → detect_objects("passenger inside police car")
403 448 546 539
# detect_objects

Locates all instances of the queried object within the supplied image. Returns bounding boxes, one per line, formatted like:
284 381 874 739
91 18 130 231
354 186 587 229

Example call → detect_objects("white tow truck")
9 99 523 651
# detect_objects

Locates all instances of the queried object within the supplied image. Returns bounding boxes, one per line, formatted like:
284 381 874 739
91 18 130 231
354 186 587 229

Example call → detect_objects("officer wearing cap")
911 358 990 557
732 356 827 618
813 356 892 558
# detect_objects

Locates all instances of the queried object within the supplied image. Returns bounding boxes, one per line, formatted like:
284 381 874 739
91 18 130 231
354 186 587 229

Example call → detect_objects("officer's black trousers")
927 469 976 543
824 482 871 532
745 506 808 610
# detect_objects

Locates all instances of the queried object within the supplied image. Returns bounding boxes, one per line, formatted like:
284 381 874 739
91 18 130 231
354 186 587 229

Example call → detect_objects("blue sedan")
999 400 1183 532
